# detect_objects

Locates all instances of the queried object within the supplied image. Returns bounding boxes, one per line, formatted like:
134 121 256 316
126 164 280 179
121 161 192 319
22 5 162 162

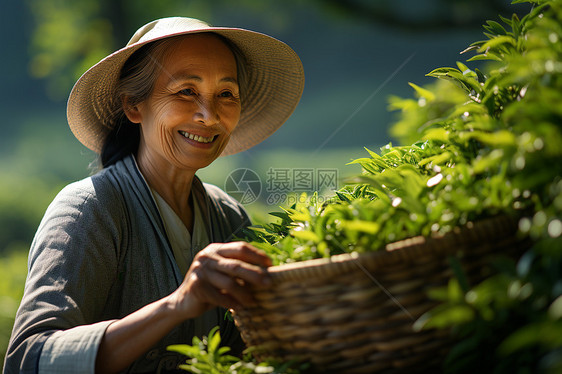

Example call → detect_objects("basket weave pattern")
233 216 530 373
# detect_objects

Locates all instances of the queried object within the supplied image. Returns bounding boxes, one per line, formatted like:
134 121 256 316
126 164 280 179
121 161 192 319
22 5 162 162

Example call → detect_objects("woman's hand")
96 242 271 373
169 242 272 319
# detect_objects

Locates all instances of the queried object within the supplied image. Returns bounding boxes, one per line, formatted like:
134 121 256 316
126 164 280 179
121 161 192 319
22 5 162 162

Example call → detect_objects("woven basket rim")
265 215 519 283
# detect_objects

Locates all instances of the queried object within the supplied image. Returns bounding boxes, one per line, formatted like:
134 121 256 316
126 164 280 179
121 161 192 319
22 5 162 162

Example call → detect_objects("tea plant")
168 327 307 374
409 1 562 372
245 98 529 266
247 0 561 259
243 0 562 372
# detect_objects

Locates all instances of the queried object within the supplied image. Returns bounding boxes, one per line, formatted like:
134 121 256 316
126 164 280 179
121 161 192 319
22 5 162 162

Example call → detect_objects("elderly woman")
5 17 304 374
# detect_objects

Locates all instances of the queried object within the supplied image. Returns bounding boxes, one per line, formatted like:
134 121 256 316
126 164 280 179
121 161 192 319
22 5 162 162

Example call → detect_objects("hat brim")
67 18 304 156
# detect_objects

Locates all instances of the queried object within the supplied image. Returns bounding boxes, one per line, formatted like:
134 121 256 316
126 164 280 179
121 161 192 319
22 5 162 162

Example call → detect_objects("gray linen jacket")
4 155 250 374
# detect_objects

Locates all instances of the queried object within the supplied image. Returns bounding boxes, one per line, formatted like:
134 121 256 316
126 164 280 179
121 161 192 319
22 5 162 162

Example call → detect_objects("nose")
193 96 219 126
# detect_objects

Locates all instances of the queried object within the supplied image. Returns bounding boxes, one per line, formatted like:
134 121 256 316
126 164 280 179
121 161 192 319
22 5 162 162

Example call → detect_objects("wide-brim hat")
67 17 304 156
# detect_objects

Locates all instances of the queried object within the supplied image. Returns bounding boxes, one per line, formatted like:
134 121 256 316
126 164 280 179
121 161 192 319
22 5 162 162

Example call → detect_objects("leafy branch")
168 327 307 374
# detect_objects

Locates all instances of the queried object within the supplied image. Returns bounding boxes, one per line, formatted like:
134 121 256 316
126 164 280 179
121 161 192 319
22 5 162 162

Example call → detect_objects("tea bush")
246 1 561 267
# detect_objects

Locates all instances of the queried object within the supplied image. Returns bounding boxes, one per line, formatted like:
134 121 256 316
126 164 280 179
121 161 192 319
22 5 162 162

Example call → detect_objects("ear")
122 96 143 124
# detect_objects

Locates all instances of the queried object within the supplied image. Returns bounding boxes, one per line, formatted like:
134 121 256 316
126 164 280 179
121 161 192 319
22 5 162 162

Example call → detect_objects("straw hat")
67 17 305 156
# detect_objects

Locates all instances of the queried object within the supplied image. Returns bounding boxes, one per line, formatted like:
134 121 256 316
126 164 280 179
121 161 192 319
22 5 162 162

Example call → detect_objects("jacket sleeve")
3 178 124 374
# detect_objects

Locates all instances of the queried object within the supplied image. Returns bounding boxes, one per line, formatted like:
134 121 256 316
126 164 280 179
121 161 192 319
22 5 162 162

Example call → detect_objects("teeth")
179 131 214 143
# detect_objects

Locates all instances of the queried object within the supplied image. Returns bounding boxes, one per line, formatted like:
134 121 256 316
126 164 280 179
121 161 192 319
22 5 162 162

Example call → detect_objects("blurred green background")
0 0 529 366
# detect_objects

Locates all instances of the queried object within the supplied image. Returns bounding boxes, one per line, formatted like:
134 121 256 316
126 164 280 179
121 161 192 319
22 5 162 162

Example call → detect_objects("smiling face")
125 34 241 173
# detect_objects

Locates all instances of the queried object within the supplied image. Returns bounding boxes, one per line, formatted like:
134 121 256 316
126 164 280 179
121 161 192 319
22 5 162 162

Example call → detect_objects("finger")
189 277 243 310
205 270 257 307
196 251 271 288
189 266 257 308
210 242 273 267
216 257 270 287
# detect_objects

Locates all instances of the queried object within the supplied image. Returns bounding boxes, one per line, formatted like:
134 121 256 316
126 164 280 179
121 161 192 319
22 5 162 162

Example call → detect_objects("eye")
219 90 234 98
179 88 196 96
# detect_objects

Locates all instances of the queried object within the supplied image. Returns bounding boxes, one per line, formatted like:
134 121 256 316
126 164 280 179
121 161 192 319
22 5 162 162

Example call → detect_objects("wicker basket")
233 216 530 373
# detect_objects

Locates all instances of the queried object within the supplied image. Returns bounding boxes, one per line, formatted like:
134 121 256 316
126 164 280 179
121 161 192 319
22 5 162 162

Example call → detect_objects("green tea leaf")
207 327 221 354
478 35 516 52
408 82 436 101
291 229 320 242
485 20 508 36
467 53 503 62
414 303 475 330
463 130 517 147
338 219 380 234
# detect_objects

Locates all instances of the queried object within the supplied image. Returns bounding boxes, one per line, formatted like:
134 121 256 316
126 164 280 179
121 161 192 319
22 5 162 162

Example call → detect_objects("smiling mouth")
179 131 216 144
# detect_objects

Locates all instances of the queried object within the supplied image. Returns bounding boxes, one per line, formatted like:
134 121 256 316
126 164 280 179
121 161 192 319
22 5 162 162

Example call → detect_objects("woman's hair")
98 33 248 169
